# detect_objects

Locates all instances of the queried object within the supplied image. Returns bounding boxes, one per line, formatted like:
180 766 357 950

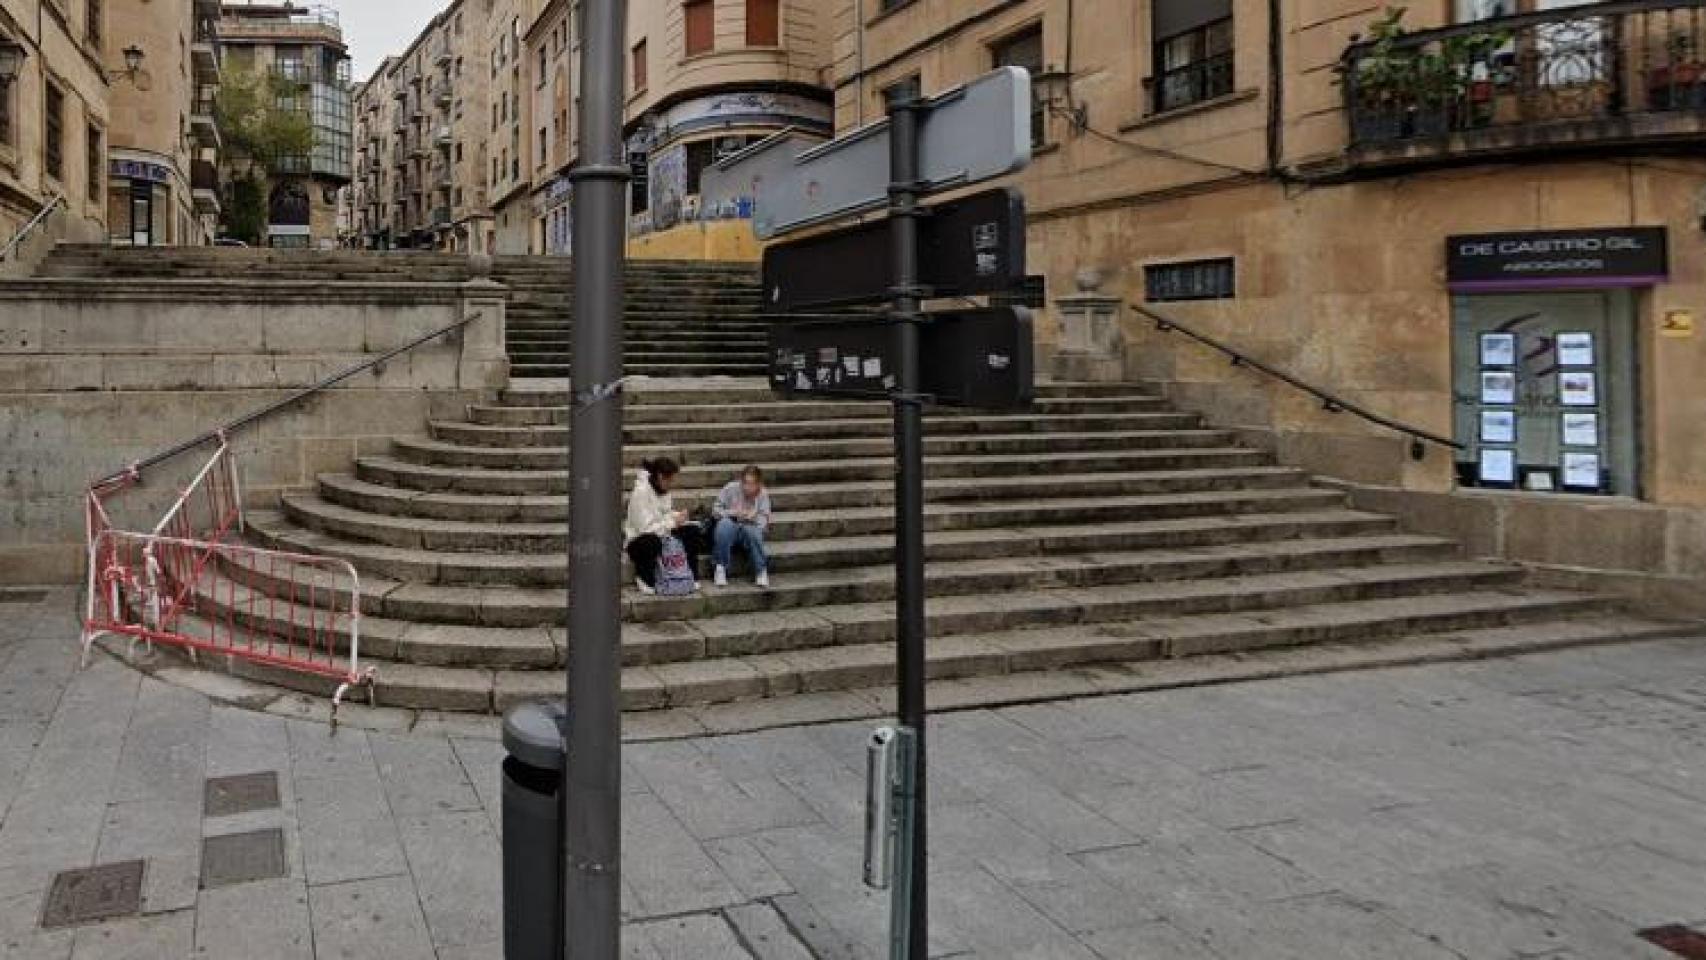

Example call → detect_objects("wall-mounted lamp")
107 45 146 84
1032 68 1087 134
0 36 27 87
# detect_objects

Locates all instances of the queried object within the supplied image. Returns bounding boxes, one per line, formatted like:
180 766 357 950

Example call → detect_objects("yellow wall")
628 218 761 260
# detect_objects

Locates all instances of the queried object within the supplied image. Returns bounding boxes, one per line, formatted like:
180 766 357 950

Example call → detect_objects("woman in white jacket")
624 458 707 594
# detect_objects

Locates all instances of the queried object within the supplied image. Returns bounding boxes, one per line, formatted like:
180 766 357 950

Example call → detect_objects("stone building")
104 0 223 246
352 0 493 251
218 1 351 248
486 0 542 254
0 0 114 262
833 0 1706 594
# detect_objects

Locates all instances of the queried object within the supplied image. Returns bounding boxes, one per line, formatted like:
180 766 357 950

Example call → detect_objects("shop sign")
1661 310 1695 339
1447 227 1668 292
110 159 172 184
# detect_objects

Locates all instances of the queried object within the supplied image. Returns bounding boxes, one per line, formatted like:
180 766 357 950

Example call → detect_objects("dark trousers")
627 525 707 587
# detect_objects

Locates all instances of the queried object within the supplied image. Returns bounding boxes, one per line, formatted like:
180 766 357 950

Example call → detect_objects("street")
0 587 1702 958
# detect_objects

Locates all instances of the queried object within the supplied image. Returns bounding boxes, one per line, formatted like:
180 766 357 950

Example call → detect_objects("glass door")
129 191 152 246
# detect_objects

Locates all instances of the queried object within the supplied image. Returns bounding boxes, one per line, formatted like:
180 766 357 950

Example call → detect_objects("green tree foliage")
215 66 314 242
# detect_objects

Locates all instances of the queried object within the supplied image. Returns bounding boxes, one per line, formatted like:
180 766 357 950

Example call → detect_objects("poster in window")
1556 331 1595 367
1562 452 1601 490
1480 371 1516 405
1559 371 1597 407
1479 410 1516 444
1561 412 1599 448
1479 332 1516 367
1478 448 1516 486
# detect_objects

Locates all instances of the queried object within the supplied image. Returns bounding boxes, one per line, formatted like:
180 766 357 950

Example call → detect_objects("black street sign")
762 189 1027 312
1447 226 1669 292
769 308 1034 410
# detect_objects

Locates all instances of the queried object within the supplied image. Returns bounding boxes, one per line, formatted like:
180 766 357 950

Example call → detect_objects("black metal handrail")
93 312 483 489
1132 304 1463 458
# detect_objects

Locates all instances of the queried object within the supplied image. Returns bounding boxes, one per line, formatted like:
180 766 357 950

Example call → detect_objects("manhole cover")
1641 925 1706 959
200 829 287 888
40 860 144 929
204 772 281 818
0 590 47 605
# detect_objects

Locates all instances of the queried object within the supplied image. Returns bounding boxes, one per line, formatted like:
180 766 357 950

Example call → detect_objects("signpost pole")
564 0 628 956
887 92 929 960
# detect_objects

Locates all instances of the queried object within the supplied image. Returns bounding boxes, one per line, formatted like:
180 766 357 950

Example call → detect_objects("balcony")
191 20 221 82
431 206 452 228
1343 1 1706 170
191 160 220 214
434 126 453 148
436 89 453 109
190 96 221 149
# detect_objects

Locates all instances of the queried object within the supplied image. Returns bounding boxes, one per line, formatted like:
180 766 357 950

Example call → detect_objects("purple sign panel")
1447 227 1668 292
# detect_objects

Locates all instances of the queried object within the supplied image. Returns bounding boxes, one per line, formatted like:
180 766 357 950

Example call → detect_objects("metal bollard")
502 701 569 960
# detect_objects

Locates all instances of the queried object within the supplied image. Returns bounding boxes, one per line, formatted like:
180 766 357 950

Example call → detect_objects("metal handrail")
1343 0 1706 55
0 194 67 263
1132 304 1464 458
92 311 483 489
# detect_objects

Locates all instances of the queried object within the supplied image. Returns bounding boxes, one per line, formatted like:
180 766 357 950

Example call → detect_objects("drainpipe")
1267 0 1284 175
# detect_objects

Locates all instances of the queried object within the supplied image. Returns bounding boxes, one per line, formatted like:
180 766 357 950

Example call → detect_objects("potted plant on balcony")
1340 7 1415 143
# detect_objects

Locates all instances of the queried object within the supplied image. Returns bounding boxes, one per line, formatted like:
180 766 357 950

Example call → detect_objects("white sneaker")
713 566 728 587
756 570 770 589
636 578 655 596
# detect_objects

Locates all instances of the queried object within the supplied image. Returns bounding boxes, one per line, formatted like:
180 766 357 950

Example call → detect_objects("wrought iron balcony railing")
1343 0 1706 158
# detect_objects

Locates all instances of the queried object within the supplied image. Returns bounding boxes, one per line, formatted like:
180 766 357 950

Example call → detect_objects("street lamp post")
563 0 628 957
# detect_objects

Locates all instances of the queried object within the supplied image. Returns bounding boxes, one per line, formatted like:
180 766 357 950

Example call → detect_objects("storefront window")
1452 290 1638 496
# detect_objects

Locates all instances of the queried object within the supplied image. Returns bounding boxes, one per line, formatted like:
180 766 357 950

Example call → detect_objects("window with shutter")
44 83 65 181
1151 0 1234 113
684 0 714 56
633 39 648 90
747 0 779 46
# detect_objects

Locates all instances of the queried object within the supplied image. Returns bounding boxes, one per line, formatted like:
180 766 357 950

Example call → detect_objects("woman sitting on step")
711 465 773 589
625 458 707 595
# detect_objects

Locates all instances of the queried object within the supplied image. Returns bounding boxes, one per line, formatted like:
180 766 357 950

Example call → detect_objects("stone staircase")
173 376 1666 714
38 245 1678 715
34 245 768 378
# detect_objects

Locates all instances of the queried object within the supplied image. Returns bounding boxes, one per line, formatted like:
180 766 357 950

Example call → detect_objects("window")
0 67 13 148
684 0 714 56
633 39 647 91
1144 258 1236 302
991 26 1044 147
747 0 779 46
538 47 548 86
537 127 546 167
44 83 65 181
1152 0 1234 113
86 123 101 199
684 139 716 194
86 0 102 45
878 0 911 13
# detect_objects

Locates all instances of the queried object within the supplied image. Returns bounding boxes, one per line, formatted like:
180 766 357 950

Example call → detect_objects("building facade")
0 0 114 259
830 0 1706 580
218 1 351 248
104 0 223 247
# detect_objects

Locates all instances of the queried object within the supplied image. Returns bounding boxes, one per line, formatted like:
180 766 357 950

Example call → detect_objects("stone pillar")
1051 268 1127 383
459 277 510 390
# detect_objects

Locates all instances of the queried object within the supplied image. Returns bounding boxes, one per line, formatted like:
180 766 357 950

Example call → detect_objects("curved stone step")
511 363 768 379
249 507 1404 585
467 394 1168 426
183 586 1618 714
321 466 1310 522
387 438 1270 480
280 486 1350 553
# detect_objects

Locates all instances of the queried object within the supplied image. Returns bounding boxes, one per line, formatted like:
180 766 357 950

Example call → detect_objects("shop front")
1448 226 1667 499
107 157 176 247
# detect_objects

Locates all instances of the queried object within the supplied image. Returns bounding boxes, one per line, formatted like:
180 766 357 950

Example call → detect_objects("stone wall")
0 278 507 584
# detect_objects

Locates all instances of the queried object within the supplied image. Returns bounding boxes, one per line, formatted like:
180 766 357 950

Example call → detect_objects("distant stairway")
34 246 769 379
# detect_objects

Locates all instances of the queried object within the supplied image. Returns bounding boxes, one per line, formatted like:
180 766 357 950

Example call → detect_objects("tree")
215 67 314 244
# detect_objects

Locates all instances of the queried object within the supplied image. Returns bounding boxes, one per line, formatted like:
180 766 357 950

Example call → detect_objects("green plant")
214 66 314 240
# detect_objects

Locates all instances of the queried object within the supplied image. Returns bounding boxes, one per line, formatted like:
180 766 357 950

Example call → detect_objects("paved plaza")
0 587 1703 958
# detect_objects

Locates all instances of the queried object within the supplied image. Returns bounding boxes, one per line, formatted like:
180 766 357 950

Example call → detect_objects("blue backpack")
655 535 696 596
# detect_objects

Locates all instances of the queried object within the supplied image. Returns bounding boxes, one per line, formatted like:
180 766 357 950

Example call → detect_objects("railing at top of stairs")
0 193 67 264
1132 303 1464 462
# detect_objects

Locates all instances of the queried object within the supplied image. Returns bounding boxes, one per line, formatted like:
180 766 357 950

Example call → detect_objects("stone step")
511 363 768 379
191 585 1621 713
468 394 1170 426
429 412 1205 448
504 351 768 369
250 506 1402 584
280 486 1348 554
361 446 1273 492
318 465 1309 522
500 380 1153 405
505 334 771 350
390 433 1257 473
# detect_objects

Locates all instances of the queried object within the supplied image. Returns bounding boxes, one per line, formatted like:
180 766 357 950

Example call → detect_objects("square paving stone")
39 860 145 929
204 771 281 818
201 828 288 889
